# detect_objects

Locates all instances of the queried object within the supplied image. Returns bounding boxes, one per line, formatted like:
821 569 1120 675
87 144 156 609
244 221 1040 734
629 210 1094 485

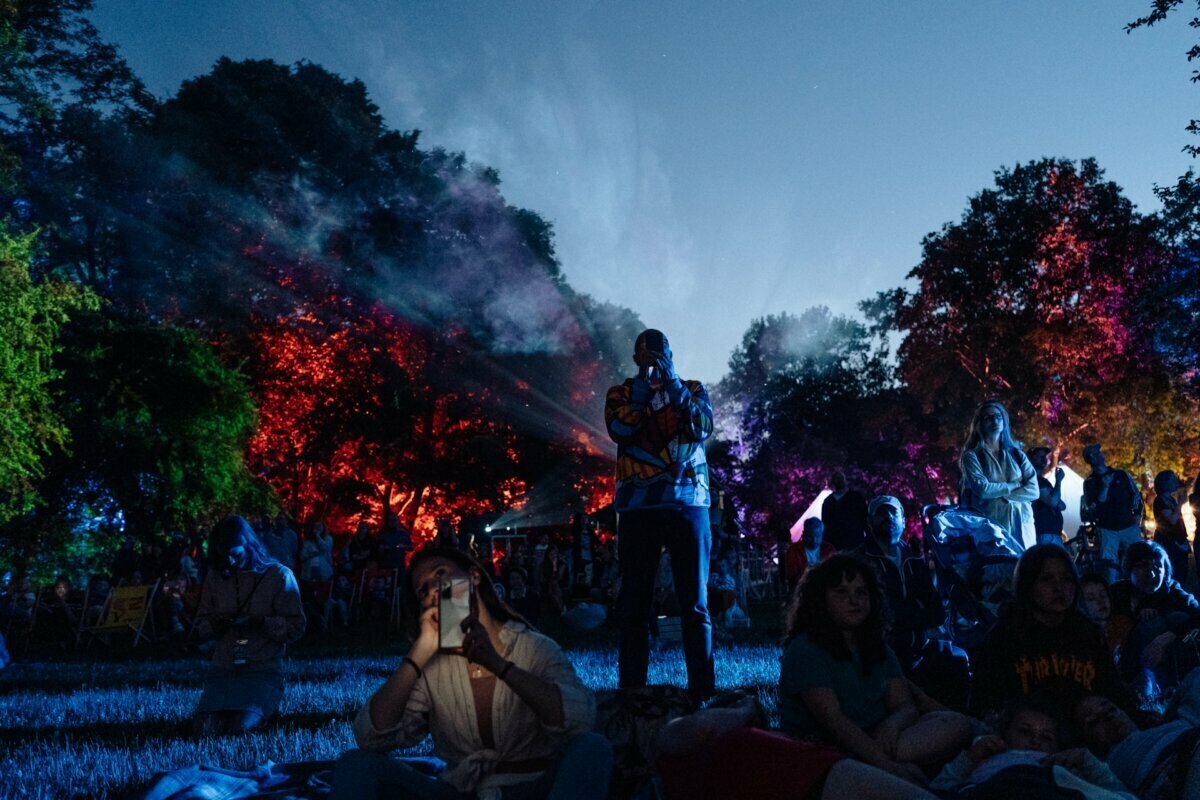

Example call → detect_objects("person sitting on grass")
930 696 1133 797
331 546 611 800
973 544 1129 720
779 554 973 786
1079 573 1132 657
193 514 305 736
1108 541 1200 699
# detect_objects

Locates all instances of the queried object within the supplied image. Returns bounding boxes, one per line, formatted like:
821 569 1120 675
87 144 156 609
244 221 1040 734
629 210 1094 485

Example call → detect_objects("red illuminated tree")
870 158 1199 474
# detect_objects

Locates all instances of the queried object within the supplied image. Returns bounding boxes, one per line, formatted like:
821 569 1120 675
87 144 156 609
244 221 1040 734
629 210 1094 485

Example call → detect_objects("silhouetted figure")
193 515 305 736
1028 446 1066 546
1081 443 1143 567
820 471 868 552
605 329 715 702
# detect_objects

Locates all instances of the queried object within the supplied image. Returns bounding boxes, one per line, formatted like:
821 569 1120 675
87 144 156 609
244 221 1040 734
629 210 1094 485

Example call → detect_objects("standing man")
1080 443 1143 568
1028 447 1066 547
820 471 869 551
605 329 715 702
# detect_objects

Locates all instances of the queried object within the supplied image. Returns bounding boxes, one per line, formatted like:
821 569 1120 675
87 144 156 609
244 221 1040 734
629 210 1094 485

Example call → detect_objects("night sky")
92 0 1198 383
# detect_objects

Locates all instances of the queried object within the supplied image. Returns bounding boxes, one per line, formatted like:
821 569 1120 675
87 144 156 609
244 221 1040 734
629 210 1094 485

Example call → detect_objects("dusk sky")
92 0 1199 384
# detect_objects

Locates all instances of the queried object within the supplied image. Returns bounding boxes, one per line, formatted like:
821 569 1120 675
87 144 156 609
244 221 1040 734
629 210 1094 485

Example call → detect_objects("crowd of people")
9 328 1200 800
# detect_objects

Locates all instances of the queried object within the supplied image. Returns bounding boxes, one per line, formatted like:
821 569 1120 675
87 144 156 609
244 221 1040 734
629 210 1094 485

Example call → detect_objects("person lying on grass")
654 690 945 800
778 554 972 786
331 546 612 800
193 514 305 736
929 695 1134 798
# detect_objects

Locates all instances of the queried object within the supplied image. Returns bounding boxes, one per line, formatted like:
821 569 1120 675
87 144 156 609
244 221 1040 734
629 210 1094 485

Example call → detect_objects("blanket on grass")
141 757 443 800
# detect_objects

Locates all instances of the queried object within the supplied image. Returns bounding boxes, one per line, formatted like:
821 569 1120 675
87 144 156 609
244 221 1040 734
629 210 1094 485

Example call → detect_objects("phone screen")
438 577 472 651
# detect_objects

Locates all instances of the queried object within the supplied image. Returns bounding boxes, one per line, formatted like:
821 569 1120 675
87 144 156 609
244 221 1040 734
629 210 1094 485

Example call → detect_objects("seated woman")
931 696 1133 798
973 544 1129 719
1109 541 1200 697
193 515 305 735
779 554 972 784
331 546 611 800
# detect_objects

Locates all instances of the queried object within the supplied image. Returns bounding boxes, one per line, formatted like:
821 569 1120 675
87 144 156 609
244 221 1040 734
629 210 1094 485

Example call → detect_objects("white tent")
789 489 831 543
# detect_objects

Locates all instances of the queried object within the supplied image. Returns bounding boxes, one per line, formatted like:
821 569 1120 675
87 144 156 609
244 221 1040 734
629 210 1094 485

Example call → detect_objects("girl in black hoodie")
973 545 1128 719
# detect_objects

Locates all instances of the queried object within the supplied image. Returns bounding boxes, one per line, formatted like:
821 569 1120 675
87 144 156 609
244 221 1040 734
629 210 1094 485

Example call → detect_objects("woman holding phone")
332 546 611 800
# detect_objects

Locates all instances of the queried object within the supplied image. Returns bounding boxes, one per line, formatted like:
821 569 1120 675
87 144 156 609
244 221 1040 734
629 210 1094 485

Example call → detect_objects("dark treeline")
3 1 1200 579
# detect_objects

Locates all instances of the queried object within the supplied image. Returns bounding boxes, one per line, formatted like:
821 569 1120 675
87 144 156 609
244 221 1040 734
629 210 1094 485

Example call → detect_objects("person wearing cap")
605 328 715 702
854 495 943 674
958 402 1040 553
1080 443 1144 568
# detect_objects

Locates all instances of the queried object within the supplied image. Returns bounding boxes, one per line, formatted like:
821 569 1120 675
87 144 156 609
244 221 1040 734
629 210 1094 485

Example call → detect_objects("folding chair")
79 580 160 649
353 567 399 625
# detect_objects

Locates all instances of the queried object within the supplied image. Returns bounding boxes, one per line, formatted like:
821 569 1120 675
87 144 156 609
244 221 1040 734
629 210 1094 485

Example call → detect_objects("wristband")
497 660 515 681
401 656 423 680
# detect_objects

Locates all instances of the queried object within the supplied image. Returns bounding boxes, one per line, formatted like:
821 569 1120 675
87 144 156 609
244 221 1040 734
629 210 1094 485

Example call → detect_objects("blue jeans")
330 732 613 800
616 505 714 699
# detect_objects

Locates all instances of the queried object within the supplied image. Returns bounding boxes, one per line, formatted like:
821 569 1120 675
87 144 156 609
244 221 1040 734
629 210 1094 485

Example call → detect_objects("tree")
1127 1 1200 155
12 315 271 563
0 222 94 525
870 158 1197 477
716 307 894 544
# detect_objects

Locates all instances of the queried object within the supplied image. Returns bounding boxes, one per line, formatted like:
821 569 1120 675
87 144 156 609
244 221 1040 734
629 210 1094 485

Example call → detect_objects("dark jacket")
1108 579 1199 619
853 536 943 667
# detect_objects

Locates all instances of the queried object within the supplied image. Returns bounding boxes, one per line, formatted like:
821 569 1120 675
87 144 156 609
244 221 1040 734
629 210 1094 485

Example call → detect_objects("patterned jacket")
604 377 713 512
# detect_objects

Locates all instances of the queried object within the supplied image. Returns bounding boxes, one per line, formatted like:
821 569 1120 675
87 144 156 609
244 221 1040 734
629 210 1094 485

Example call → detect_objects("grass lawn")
0 618 785 799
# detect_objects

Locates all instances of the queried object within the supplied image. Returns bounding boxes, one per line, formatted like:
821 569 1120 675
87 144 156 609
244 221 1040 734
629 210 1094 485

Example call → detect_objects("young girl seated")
974 545 1130 718
780 554 972 784
1080 573 1132 656
1109 541 1200 697
931 697 1134 798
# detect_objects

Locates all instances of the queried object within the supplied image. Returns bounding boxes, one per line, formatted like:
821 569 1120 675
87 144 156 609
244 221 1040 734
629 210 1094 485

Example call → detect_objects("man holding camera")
605 329 715 702
1081 443 1143 567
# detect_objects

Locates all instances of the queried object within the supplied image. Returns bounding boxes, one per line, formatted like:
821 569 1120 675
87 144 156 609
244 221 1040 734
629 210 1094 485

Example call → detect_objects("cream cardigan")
353 621 596 798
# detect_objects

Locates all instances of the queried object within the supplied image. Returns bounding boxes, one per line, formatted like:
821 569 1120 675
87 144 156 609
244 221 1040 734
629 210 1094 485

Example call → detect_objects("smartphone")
438 577 475 652
642 329 666 356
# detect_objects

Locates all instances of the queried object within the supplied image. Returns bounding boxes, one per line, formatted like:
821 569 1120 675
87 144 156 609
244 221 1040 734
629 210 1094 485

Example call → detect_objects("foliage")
715 307 899 542
866 158 1199 477
1127 0 1200 155
0 222 94 526
2 314 270 574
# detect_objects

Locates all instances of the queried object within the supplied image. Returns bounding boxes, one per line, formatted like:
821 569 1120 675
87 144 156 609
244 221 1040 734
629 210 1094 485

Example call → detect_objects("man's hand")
654 353 677 383
1055 467 1065 483
630 375 653 407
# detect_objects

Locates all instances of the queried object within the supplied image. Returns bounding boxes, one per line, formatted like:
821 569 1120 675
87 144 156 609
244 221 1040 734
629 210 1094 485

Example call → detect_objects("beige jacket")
196 563 305 670
353 621 596 799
